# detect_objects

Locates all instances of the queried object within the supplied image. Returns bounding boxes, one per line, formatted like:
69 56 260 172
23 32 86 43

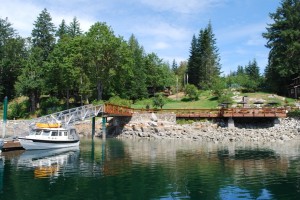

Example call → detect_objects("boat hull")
19 139 80 150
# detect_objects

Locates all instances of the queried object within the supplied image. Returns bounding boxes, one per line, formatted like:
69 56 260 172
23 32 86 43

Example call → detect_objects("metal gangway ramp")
29 104 104 129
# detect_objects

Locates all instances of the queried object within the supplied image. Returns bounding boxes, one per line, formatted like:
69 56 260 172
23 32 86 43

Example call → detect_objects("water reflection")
16 147 80 179
0 138 300 199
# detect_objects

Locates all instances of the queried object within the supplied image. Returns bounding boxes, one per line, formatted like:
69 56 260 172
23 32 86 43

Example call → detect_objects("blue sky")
1 0 280 75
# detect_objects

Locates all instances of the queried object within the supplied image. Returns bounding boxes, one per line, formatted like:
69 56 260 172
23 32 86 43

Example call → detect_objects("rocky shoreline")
108 113 300 143
1 114 300 143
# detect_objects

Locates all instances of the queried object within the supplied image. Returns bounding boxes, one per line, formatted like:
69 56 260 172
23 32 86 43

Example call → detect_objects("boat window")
59 131 62 136
51 131 58 136
64 131 67 136
35 130 42 135
42 131 50 136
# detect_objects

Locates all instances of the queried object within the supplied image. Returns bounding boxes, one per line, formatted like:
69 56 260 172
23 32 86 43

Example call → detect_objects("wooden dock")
104 103 287 118
2 140 24 152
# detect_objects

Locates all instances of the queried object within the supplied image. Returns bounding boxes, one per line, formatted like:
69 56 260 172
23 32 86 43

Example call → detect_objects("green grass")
132 92 219 109
132 91 297 109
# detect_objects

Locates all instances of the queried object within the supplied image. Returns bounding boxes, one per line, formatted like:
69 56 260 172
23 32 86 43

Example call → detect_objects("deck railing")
110 107 287 118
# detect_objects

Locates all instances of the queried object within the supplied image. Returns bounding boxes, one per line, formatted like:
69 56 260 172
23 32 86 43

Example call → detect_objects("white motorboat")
18 124 80 150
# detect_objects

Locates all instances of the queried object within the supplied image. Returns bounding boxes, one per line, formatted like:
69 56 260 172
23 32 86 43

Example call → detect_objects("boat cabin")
28 128 79 141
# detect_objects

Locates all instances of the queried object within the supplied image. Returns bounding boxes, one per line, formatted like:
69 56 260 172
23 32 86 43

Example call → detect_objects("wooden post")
2 96 8 138
92 117 95 138
102 117 106 140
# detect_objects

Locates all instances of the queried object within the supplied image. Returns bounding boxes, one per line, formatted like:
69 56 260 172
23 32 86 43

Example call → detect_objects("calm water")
1 138 300 200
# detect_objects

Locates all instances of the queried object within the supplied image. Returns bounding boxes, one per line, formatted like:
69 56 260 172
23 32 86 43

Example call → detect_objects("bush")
107 96 132 107
152 93 166 109
287 109 300 117
217 93 233 104
8 97 30 119
184 84 199 101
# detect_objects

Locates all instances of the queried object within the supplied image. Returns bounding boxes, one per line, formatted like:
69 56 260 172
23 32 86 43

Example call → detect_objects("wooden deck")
104 103 287 118
2 140 24 152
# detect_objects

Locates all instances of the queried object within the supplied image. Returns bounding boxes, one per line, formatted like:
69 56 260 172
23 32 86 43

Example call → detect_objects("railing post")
92 117 95 138
102 117 106 140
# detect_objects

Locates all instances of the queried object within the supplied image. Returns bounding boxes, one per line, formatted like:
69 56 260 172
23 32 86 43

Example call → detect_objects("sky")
0 0 281 75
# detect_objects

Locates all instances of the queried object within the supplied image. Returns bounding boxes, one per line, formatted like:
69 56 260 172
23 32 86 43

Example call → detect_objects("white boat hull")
19 139 80 150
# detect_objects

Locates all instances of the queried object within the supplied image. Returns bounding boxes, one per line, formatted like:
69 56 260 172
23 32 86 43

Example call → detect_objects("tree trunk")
97 81 103 100
66 88 70 109
30 91 36 113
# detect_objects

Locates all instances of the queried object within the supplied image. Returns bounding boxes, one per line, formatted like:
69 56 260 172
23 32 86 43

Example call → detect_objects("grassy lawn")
132 91 297 109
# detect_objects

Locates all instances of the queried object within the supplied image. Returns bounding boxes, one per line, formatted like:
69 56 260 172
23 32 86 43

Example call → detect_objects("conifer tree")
263 0 300 94
68 17 82 37
56 19 68 40
187 22 221 89
16 8 56 112
0 17 26 100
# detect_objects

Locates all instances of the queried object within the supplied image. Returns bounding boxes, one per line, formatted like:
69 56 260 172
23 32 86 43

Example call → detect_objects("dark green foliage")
15 9 56 113
211 77 226 98
263 0 300 94
152 93 166 109
68 17 82 37
184 84 199 101
0 18 26 100
217 93 233 104
7 98 30 119
31 8 56 60
187 22 221 89
107 96 132 107
172 59 178 74
40 96 62 115
226 59 262 92
287 109 300 117
56 19 68 40
0 9 178 118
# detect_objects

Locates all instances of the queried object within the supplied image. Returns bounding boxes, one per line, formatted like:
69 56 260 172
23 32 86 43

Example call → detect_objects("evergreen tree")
56 19 68 40
126 34 148 100
68 17 82 37
236 65 245 75
245 59 260 81
16 9 56 112
31 8 56 60
0 17 26 100
171 59 178 74
263 0 300 94
187 35 198 86
187 22 221 89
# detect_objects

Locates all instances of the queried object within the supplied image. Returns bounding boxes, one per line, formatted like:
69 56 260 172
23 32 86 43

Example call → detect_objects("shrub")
107 96 132 107
184 84 199 101
8 97 30 119
287 109 300 118
152 93 166 109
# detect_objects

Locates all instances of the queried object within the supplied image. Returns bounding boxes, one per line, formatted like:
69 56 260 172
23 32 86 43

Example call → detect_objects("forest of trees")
0 0 299 117
0 9 175 114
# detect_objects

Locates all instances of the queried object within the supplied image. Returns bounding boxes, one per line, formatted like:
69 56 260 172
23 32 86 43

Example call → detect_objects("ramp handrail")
29 104 104 128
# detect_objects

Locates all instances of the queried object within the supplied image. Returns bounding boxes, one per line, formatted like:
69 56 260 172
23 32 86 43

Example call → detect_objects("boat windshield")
42 131 50 136
31 130 42 135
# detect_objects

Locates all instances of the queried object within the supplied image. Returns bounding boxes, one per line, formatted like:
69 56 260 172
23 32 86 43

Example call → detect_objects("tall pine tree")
16 8 56 112
263 0 300 94
187 22 221 89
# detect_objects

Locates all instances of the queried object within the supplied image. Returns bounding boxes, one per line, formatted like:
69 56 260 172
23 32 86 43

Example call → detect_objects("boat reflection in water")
16 147 79 179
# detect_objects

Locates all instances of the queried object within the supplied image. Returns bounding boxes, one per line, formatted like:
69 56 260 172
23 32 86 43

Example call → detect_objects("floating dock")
2 140 24 152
